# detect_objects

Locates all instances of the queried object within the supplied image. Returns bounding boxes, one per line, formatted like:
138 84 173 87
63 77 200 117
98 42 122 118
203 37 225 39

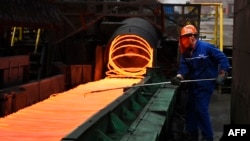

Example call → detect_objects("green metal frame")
61 67 178 141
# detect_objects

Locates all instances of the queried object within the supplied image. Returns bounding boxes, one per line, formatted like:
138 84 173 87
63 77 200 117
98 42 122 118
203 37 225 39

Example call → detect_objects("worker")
171 24 230 141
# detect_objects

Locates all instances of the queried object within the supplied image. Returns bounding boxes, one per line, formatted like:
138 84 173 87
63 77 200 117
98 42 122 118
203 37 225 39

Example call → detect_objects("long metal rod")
84 77 232 96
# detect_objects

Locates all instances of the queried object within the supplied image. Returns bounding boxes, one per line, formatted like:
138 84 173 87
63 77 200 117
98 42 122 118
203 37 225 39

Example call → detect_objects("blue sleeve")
208 45 231 73
177 56 190 79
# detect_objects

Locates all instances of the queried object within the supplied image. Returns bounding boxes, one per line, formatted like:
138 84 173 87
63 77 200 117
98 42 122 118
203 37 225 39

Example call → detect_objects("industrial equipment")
0 0 231 141
62 67 178 141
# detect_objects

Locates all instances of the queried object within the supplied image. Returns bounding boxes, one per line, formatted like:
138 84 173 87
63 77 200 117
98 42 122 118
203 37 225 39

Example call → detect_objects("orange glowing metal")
0 78 141 141
106 34 153 78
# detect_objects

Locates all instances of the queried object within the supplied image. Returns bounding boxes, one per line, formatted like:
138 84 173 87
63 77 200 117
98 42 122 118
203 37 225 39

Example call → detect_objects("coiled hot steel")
106 18 159 78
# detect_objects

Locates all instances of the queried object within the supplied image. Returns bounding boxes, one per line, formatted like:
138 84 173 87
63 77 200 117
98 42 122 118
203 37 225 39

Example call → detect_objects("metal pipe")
84 77 232 96
34 28 41 54
11 27 17 47
219 3 224 51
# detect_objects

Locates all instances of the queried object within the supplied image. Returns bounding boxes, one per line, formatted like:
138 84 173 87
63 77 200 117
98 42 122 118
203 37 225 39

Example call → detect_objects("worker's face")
179 34 196 54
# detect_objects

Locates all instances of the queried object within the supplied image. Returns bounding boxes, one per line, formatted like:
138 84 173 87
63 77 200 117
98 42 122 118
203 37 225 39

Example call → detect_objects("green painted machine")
62 67 179 141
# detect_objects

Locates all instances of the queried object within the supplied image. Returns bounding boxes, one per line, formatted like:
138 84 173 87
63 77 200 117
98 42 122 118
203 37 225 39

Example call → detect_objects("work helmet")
180 24 198 36
179 24 197 54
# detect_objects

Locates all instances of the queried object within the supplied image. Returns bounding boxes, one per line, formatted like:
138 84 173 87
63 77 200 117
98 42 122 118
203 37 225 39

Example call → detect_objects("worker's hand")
216 72 228 85
171 77 182 85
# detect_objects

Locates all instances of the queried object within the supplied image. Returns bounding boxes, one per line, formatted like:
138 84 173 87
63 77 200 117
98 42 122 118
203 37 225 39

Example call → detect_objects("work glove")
171 77 182 85
216 72 228 85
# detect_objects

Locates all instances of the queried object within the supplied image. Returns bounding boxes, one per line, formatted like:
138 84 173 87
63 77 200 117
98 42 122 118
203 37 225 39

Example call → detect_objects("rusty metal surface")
0 0 62 28
0 55 29 88
0 55 29 69
0 75 65 117
231 0 250 124
233 0 247 11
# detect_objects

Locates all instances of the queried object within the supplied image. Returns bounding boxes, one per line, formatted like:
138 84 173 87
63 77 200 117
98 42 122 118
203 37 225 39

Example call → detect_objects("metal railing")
196 3 224 51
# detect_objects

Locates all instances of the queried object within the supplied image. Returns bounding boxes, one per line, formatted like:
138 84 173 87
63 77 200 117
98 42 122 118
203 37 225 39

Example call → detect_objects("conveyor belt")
0 78 141 141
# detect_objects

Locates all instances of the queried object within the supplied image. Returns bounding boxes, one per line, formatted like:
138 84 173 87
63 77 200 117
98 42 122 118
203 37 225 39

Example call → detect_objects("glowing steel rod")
84 77 232 96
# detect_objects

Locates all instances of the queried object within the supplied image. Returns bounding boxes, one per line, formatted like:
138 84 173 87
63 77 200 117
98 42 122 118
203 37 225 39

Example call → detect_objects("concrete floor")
210 90 231 141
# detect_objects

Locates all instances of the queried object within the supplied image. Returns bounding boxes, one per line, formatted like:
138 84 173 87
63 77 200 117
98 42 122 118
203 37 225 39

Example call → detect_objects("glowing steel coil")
106 34 153 78
105 18 159 78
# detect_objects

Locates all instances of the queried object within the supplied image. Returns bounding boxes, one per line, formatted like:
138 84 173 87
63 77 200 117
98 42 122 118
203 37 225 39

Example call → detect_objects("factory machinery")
0 0 229 140
62 67 180 141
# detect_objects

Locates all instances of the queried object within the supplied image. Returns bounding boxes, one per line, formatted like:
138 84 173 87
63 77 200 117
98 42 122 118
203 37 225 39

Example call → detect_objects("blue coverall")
177 40 230 140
